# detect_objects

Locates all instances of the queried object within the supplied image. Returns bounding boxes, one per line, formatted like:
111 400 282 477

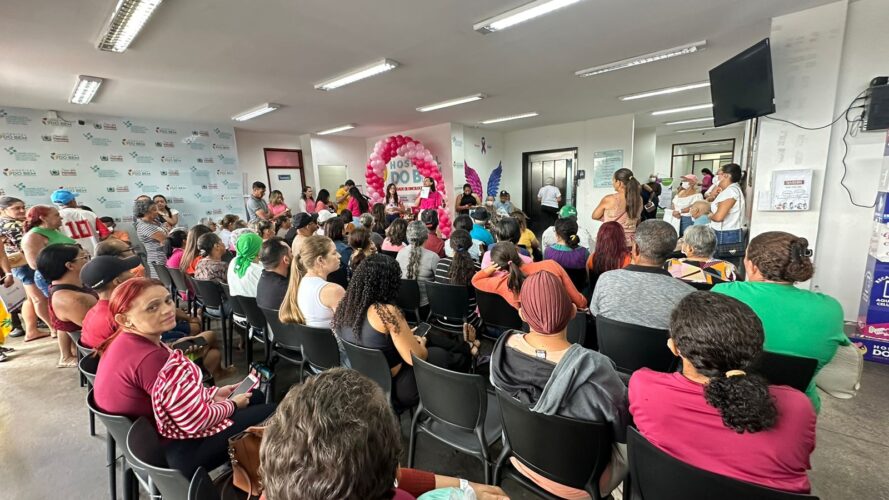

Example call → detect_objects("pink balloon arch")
366 135 451 237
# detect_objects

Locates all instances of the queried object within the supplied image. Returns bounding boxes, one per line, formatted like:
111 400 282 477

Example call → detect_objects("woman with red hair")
93 278 275 477
21 204 75 300
587 222 631 293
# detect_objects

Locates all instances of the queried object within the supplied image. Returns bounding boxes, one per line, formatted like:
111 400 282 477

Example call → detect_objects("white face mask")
485 201 494 207
649 177 657 183
680 181 690 189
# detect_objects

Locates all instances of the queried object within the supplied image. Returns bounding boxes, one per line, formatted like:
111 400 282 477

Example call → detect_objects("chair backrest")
153 263 175 291
688 281 715 291
564 266 589 294
188 467 218 500
626 427 819 500
596 316 674 375
259 306 300 351
127 417 190 500
396 279 422 311
192 279 225 309
86 391 150 485
425 281 470 321
496 389 611 493
476 290 523 330
293 323 341 371
167 267 190 294
749 351 819 393
380 249 399 260
341 340 393 399
75 338 95 359
66 329 82 345
237 296 267 330
79 353 99 385
412 355 487 430
566 313 587 345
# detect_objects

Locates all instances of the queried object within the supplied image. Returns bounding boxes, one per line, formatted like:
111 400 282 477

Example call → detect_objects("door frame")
521 147 579 216
263 148 306 190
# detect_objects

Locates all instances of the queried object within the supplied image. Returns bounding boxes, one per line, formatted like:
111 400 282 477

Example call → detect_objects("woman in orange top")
472 242 586 310
179 224 213 276
587 221 632 293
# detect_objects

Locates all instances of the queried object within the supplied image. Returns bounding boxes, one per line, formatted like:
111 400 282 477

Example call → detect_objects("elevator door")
523 149 577 234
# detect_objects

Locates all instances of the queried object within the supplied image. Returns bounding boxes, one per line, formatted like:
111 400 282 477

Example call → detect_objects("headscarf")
519 271 574 335
233 232 262 278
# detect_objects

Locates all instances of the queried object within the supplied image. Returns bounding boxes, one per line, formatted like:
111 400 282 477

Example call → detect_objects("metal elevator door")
523 149 577 234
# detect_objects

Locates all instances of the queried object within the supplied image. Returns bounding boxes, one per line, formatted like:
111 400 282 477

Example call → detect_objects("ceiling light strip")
474 0 585 33
417 94 487 112
651 103 713 116
97 0 164 52
665 116 713 126
232 103 281 122
315 59 399 91
317 124 357 135
481 112 539 125
576 40 706 78
619 81 710 101
69 76 104 105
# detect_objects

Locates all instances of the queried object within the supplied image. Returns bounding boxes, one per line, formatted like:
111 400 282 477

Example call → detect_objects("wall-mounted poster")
592 149 623 188
769 168 813 211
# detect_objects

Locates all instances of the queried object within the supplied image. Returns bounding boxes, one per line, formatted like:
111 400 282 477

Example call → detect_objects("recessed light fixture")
651 103 713 116
481 112 539 125
232 103 281 122
619 81 710 101
665 117 713 126
417 94 487 112
674 126 717 133
317 124 357 135
314 59 399 91
474 0 584 33
97 0 164 52
575 40 706 78
69 76 104 104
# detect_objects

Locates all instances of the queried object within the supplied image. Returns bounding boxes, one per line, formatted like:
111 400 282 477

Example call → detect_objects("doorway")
523 148 577 234
670 139 735 178
317 165 348 201
264 148 306 202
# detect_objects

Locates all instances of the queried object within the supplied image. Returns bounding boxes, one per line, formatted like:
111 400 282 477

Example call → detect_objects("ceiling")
0 0 835 138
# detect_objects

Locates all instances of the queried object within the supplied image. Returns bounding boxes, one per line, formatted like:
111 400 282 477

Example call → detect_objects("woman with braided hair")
630 291 816 493
395 221 440 316
713 231 849 412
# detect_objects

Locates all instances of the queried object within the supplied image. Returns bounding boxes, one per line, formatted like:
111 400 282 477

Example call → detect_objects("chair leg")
492 440 511 487
407 405 423 468
106 435 117 500
123 466 136 500
89 408 96 436
246 328 254 368
477 427 492 485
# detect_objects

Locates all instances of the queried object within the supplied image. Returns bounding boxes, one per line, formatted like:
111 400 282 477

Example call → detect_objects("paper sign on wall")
768 169 813 211
592 149 623 188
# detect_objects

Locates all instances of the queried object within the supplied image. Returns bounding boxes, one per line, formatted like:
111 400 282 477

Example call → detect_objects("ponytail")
613 168 642 222
554 218 580 249
506 260 526 296
704 371 777 433
491 242 525 296
279 254 307 325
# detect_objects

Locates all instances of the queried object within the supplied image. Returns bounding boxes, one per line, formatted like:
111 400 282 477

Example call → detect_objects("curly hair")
490 242 526 296
385 218 408 247
405 221 428 280
331 254 403 340
671 291 776 433
179 224 212 274
746 231 814 283
260 368 401 500
554 217 580 249
446 229 476 286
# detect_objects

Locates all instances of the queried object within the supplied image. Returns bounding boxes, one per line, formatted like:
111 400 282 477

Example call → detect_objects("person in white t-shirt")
537 177 562 231
51 189 110 256
707 163 745 232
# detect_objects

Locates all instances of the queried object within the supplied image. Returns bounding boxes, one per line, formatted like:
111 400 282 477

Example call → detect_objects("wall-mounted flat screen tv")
709 38 776 127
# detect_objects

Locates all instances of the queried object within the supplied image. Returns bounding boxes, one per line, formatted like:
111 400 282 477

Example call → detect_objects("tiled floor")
1 331 887 499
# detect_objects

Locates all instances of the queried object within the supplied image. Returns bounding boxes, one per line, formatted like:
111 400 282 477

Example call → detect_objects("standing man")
537 177 562 233
52 189 110 256
247 181 270 222
335 180 355 214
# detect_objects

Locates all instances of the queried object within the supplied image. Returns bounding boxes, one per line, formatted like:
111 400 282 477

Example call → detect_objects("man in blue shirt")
469 207 494 246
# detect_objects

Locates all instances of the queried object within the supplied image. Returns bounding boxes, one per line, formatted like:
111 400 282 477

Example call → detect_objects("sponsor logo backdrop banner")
0 106 242 226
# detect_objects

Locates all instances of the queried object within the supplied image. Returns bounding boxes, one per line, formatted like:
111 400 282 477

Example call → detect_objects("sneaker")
7 328 24 338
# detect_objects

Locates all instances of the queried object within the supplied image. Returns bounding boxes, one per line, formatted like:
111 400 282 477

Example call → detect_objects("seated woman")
630 291 816 493
249 218 275 241
480 217 532 268
491 271 627 499
347 227 377 280
260 368 508 500
179 224 213 276
396 221 441 315
36 244 97 367
444 214 484 261
713 231 848 412
227 232 263 298
193 233 229 283
164 229 187 269
93 278 275 478
332 255 474 409
544 217 589 270
472 242 587 310
667 225 737 284
381 218 408 253
279 235 345 328
587 221 631 293
433 229 483 333
512 211 540 260
324 216 350 277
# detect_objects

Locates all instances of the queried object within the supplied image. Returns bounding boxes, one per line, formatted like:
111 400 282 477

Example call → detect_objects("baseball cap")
293 212 319 230
51 189 78 205
558 205 578 218
80 255 141 290
470 207 490 221
316 210 337 225
499 190 509 197
420 209 438 227
681 174 698 183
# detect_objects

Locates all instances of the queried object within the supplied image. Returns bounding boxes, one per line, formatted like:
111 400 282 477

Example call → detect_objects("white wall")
632 127 657 179
813 0 889 319
307 135 367 189
503 114 636 238
234 129 308 189
462 126 505 199
653 127 746 180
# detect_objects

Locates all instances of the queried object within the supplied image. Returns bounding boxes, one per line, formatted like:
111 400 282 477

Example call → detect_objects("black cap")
80 255 142 290
293 212 319 230
499 190 509 196
420 209 438 227
470 207 490 221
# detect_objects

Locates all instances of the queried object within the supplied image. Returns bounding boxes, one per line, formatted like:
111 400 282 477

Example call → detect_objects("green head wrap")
233 232 262 278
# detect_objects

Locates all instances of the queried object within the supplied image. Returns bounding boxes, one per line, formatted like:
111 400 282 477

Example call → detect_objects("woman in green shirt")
713 231 848 412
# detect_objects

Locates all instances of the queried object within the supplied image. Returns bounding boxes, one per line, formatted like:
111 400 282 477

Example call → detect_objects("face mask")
486 201 494 207
649 177 657 183
680 182 690 189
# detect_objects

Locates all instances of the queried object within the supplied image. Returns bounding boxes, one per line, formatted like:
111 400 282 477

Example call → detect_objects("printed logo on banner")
41 134 69 143
212 143 231 150
155 126 177 135
50 168 77 176
41 116 73 127
83 132 112 146
4 147 40 162
191 130 210 137
217 169 236 176
155 141 175 148
3 168 38 176
96 196 124 209
93 121 118 131
187 141 206 151
100 154 125 162
197 157 215 164
50 152 80 161
122 138 146 147
200 183 220 190
90 165 120 178
0 110 32 126
190 166 210 178
160 169 180 176
67 186 89 194
214 128 233 140
169 196 184 204
222 179 242 191
217 154 236 165
0 132 28 141
130 151 154 164
206 208 223 215
167 184 188 192
105 186 130 193
127 168 152 176
123 120 148 134
12 183 48 196
134 181 162 192
160 155 181 163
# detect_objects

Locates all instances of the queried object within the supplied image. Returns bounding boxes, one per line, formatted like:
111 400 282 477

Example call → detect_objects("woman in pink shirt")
414 177 444 212
629 291 816 494
347 186 370 217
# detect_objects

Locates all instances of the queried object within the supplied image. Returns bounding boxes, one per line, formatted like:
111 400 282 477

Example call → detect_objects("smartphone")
228 372 260 399
171 337 207 352
414 322 432 338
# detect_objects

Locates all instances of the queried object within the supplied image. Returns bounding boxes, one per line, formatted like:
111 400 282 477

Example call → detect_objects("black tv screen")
709 38 776 127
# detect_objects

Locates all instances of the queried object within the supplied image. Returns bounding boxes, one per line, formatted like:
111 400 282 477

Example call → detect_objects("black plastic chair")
127 417 191 500
625 427 819 500
750 351 819 393
79 354 100 435
566 313 587 345
193 279 232 366
396 279 428 325
187 467 239 500
425 281 470 333
408 355 502 484
687 281 716 291
167 267 196 316
493 390 612 499
221 283 246 338
564 266 589 294
87 391 156 500
66 330 90 387
596 316 675 383
152 263 176 297
341 340 394 401
258 307 305 402
238 296 270 367
476 290 523 331
293 323 341 374
380 249 399 260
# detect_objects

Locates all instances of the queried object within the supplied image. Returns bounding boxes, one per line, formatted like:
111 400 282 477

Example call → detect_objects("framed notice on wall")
592 149 624 188
769 168 813 211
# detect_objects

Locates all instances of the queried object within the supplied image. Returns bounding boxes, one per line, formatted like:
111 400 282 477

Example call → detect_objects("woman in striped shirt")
93 278 275 477
433 229 483 334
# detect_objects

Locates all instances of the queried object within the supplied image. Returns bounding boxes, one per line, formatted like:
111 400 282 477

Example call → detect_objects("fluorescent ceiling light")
69 76 104 105
481 112 539 125
665 116 712 126
619 81 710 101
417 94 487 112
474 0 584 33
232 103 281 122
651 103 713 116
97 0 164 52
317 124 357 135
314 59 399 91
576 40 706 77
673 127 715 133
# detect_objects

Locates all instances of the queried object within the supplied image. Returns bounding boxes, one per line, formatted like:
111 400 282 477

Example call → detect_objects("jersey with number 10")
58 207 111 256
